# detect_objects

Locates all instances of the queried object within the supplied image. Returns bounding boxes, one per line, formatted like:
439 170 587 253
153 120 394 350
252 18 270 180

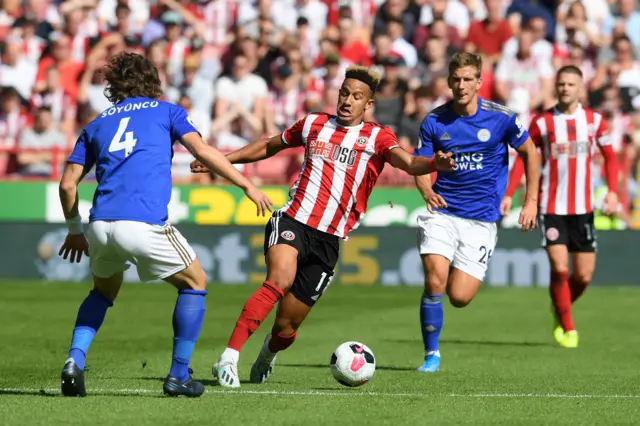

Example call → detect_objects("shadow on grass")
0 389 165 398
384 338 552 347
137 377 288 386
279 363 416 372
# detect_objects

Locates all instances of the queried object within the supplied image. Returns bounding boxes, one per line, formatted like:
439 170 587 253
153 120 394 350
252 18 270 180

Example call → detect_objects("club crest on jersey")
356 137 368 147
546 227 559 242
477 128 491 142
281 230 295 241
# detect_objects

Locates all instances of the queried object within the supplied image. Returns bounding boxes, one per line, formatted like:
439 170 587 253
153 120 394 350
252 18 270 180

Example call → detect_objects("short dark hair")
556 65 583 80
103 52 163 104
344 65 382 94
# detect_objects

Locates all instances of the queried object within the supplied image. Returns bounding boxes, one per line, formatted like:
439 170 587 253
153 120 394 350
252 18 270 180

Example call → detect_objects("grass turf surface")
1 282 639 425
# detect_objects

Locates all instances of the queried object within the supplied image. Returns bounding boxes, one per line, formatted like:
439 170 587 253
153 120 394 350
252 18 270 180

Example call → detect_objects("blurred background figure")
0 0 637 227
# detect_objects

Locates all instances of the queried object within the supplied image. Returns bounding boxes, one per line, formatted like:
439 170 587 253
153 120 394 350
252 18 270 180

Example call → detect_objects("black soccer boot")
61 358 87 397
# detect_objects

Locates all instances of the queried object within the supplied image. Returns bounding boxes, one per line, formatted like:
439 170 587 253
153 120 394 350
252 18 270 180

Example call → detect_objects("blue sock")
420 292 444 355
68 290 113 370
170 289 207 382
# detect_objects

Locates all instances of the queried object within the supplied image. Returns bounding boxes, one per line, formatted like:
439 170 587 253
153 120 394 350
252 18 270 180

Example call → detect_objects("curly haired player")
57 52 272 397
191 65 456 387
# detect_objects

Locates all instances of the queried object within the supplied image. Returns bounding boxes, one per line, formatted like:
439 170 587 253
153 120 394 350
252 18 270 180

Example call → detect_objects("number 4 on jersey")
109 117 137 157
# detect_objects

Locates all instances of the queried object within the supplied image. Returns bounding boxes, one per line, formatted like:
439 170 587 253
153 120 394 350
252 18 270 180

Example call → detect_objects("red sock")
268 331 297 353
227 281 283 351
549 271 574 331
569 275 588 303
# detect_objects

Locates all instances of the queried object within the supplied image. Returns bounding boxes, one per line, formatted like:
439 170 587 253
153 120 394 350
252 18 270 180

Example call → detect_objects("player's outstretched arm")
389 148 455 175
514 137 540 231
181 133 274 216
227 134 290 164
58 162 90 263
190 134 289 173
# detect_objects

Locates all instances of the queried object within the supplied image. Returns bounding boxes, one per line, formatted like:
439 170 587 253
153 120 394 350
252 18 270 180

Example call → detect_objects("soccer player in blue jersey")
56 53 273 397
413 52 540 372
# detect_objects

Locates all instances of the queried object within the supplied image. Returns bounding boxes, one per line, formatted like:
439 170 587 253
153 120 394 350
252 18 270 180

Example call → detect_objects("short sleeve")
281 117 306 147
504 114 529 149
528 117 542 147
375 127 400 162
215 77 235 101
595 115 612 147
170 105 200 141
68 130 95 169
413 116 434 158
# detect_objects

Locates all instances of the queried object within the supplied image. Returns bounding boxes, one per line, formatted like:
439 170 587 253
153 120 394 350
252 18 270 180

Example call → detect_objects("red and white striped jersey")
530 105 611 215
189 0 238 46
280 113 400 238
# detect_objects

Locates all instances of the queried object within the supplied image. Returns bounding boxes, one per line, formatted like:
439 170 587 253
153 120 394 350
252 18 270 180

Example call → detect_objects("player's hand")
59 233 89 263
424 190 447 214
245 186 274 217
500 196 512 216
434 151 455 171
519 201 537 231
602 191 618 216
190 159 208 173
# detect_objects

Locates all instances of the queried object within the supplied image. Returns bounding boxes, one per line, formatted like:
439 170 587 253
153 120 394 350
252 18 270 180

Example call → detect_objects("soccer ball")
329 341 376 387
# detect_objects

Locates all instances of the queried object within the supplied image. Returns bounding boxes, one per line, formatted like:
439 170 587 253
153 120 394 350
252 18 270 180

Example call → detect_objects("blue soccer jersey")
414 98 529 222
68 97 199 225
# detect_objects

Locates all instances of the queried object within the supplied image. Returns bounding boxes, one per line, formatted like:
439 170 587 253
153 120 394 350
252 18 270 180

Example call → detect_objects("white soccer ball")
329 341 376 387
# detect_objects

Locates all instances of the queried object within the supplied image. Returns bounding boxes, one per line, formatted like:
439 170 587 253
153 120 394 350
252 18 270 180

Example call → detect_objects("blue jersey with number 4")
414 98 529 223
68 97 199 225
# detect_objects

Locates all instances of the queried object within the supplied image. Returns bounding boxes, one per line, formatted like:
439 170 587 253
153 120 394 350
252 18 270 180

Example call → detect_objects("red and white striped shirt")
280 113 399 238
506 104 618 215
189 0 237 46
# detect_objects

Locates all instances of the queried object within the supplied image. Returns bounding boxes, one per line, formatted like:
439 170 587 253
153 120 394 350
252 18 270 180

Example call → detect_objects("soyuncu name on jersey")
101 101 160 118
453 152 484 171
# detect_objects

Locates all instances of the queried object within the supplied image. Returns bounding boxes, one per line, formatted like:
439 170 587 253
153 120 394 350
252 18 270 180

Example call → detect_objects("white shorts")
86 220 196 282
417 212 498 281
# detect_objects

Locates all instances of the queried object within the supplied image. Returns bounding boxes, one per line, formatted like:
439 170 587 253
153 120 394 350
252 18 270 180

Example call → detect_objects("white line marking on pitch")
2 388 640 399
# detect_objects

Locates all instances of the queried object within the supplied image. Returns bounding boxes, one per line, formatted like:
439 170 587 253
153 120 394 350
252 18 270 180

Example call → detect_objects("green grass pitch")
1 281 640 425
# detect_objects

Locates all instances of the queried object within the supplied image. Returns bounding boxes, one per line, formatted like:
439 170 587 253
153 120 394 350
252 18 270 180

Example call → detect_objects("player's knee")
424 277 446 295
181 266 207 291
266 270 295 292
449 295 473 308
93 285 118 303
572 271 592 285
273 316 300 336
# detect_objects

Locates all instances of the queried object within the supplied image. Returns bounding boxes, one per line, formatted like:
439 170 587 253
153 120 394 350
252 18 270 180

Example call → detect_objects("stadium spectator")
17 106 66 178
465 0 512 65
494 27 554 125
0 0 639 224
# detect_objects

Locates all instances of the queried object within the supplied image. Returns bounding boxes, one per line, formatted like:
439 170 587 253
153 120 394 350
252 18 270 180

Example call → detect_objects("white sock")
221 347 240 364
426 350 441 357
260 334 276 358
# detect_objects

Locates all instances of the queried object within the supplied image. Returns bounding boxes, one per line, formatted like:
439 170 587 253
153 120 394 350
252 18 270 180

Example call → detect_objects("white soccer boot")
250 334 278 384
213 359 240 388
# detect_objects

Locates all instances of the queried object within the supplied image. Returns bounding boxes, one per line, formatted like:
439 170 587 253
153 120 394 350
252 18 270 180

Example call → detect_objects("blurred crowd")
0 0 639 226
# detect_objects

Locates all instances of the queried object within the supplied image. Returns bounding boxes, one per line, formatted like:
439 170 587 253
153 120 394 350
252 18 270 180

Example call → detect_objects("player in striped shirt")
192 65 456 387
502 65 619 348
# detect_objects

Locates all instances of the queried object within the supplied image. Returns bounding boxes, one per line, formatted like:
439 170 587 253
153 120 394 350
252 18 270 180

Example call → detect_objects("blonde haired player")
413 52 540 372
